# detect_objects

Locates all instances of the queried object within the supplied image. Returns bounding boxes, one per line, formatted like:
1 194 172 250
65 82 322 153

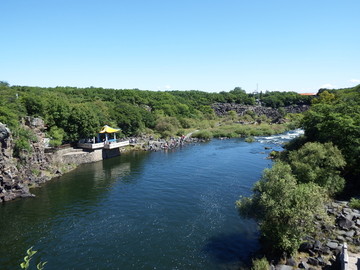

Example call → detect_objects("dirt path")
348 251 360 270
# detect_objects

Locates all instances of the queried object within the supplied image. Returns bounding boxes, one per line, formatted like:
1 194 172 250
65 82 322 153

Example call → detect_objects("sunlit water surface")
0 131 300 269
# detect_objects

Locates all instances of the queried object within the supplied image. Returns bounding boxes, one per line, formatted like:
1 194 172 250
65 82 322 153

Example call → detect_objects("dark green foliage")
287 142 346 195
251 257 269 270
237 85 360 254
21 95 46 117
191 130 213 140
66 104 101 141
13 128 37 158
302 85 360 177
48 126 65 147
245 136 255 142
0 106 19 129
237 162 327 254
0 83 313 147
154 117 181 138
349 198 360 210
259 91 312 108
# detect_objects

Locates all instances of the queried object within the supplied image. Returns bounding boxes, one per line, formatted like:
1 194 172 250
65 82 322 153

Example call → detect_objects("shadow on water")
203 232 260 266
0 151 150 269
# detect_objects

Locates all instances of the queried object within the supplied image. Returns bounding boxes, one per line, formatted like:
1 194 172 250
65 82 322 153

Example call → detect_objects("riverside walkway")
348 251 360 270
342 243 360 270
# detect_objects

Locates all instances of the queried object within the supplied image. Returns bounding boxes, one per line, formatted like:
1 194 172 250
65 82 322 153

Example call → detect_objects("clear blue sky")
1 0 359 93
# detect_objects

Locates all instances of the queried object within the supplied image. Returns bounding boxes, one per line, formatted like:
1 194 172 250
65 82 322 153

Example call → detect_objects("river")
0 130 302 269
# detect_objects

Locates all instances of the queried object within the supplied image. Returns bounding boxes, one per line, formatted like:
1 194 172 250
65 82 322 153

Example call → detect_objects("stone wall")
211 103 310 121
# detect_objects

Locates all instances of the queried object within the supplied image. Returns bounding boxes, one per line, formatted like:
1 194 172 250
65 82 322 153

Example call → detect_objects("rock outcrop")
0 119 200 202
211 103 310 122
0 118 57 202
288 201 360 269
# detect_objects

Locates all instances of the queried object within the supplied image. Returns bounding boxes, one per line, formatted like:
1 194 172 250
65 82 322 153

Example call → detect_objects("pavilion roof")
99 125 121 133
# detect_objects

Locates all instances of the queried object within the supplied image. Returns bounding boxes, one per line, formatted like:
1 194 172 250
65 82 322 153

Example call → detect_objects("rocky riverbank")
0 119 62 202
272 200 360 269
127 132 203 152
0 119 201 202
212 103 310 123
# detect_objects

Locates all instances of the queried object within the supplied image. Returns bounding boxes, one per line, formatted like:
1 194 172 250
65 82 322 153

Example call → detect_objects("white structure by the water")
78 140 129 150
77 125 129 150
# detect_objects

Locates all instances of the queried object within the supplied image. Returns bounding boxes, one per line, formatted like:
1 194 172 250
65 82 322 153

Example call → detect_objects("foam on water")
255 129 304 145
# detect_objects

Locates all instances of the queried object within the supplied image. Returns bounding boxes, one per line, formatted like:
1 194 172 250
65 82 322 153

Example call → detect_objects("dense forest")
237 84 360 256
0 81 311 154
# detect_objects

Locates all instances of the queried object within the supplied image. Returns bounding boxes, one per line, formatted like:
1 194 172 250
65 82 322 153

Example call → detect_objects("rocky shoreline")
272 200 360 269
211 103 310 123
0 119 202 203
2 117 359 269
0 118 62 202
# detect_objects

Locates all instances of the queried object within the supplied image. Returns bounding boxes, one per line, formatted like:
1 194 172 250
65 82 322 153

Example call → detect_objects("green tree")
48 126 65 147
287 142 346 195
237 162 327 254
303 103 360 175
66 104 101 141
311 90 335 104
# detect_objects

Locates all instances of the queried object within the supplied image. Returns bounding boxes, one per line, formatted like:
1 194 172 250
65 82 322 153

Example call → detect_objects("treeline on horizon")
237 84 360 256
0 81 311 144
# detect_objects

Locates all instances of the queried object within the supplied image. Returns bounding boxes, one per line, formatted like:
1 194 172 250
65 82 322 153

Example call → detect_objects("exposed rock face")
0 119 53 202
0 119 199 202
0 123 10 148
292 200 360 269
211 103 310 122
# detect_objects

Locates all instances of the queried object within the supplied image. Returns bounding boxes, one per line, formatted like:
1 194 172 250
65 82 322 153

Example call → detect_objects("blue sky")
1 0 359 93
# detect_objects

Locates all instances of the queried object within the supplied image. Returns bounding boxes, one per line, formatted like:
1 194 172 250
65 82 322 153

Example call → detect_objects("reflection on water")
0 140 274 270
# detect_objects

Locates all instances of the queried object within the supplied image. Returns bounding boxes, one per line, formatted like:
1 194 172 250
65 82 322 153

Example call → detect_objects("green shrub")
349 198 360 210
269 150 279 159
191 130 213 140
14 138 31 158
0 106 20 129
48 126 65 147
13 128 36 158
288 142 346 195
245 136 255 143
237 162 328 254
251 257 269 270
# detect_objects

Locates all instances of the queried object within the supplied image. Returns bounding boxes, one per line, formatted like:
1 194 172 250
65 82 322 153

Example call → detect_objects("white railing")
341 243 349 270
104 141 130 149
77 142 105 149
78 140 130 150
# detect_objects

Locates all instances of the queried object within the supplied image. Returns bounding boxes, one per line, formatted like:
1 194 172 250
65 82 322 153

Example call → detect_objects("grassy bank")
191 122 291 140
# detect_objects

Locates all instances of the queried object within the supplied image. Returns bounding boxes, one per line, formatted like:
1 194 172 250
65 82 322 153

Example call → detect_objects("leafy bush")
251 257 269 270
191 130 213 140
349 198 360 210
302 101 360 176
48 126 65 147
179 118 195 129
237 162 328 254
13 128 37 158
154 117 180 137
288 142 346 195
14 138 31 158
245 136 255 143
0 106 20 129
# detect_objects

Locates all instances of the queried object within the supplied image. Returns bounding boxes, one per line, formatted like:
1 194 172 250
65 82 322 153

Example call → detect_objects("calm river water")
0 132 300 269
